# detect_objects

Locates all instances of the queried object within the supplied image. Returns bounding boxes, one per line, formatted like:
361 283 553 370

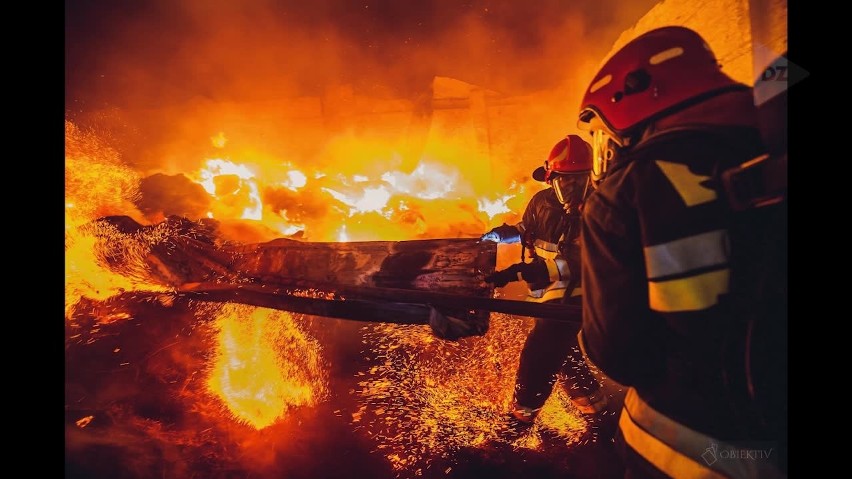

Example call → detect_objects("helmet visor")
551 174 586 205
591 128 618 185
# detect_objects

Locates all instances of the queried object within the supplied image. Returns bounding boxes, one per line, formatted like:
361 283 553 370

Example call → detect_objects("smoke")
66 0 658 170
67 0 650 104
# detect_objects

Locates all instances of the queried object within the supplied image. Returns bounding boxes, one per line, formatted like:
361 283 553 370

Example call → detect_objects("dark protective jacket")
579 90 785 478
511 187 601 411
514 188 581 303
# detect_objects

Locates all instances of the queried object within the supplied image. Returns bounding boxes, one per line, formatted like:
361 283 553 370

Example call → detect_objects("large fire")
65 0 787 475
64 116 583 477
183 136 528 244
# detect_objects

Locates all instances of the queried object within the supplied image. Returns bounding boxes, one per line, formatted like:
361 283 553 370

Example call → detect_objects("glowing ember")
355 314 588 473
207 305 328 429
75 415 94 428
64 120 143 231
65 121 168 319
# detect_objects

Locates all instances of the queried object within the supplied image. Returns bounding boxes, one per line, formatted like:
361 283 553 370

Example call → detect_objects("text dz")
761 66 788 82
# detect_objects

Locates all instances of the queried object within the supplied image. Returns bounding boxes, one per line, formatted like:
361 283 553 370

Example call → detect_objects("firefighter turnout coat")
516 187 581 304
579 122 786 478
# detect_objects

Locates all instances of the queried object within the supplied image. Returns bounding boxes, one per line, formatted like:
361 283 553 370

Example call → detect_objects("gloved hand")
480 223 521 243
484 267 519 287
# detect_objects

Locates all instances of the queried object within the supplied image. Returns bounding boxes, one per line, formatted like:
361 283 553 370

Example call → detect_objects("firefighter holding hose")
481 134 609 437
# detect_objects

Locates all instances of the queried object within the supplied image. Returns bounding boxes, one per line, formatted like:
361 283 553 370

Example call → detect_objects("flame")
320 160 461 219
64 121 143 231
207 305 328 430
65 120 555 473
211 131 228 148
178 132 533 242
281 169 307 191
355 314 588 473
380 160 461 200
64 220 173 319
64 121 167 318
193 158 263 220
477 194 514 219
322 185 392 216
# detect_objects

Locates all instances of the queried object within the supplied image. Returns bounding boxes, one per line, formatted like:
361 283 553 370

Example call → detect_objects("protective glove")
480 223 521 243
484 265 520 287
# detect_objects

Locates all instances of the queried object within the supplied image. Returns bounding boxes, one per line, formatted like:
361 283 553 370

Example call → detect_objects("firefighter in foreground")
576 26 786 477
481 134 608 436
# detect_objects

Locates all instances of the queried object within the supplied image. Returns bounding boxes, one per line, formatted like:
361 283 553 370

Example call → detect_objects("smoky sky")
65 0 659 109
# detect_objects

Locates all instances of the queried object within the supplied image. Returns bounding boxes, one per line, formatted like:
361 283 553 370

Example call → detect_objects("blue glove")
480 224 521 243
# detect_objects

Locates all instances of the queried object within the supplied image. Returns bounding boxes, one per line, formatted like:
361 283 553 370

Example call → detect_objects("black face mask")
550 174 587 208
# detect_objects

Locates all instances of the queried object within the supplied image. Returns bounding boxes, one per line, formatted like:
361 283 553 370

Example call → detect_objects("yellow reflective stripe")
655 160 717 206
648 269 729 312
623 388 786 479
620 395 728 479
644 230 729 279
570 286 582 297
545 259 560 281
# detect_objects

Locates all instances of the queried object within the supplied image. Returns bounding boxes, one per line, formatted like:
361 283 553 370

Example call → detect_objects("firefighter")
576 26 786 477
482 134 608 437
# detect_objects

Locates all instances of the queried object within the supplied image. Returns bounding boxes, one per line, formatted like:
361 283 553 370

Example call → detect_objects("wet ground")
65 293 627 479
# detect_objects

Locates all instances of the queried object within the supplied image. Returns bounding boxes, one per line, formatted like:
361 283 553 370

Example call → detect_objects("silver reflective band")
644 230 728 279
554 182 565 203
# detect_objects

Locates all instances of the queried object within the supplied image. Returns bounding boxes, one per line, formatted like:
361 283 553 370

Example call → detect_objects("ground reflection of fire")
207 305 328 429
355 315 587 474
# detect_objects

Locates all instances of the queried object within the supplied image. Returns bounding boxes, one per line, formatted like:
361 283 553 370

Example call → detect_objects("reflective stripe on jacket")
518 188 581 304
580 125 782 476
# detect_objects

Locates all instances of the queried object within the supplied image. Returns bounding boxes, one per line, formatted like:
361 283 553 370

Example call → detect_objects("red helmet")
577 26 744 137
532 134 593 183
576 26 746 187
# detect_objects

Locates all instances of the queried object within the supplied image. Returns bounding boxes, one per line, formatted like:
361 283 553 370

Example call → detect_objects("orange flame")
186 138 533 243
206 305 328 429
210 131 228 149
64 121 166 318
64 119 562 472
193 158 263 220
